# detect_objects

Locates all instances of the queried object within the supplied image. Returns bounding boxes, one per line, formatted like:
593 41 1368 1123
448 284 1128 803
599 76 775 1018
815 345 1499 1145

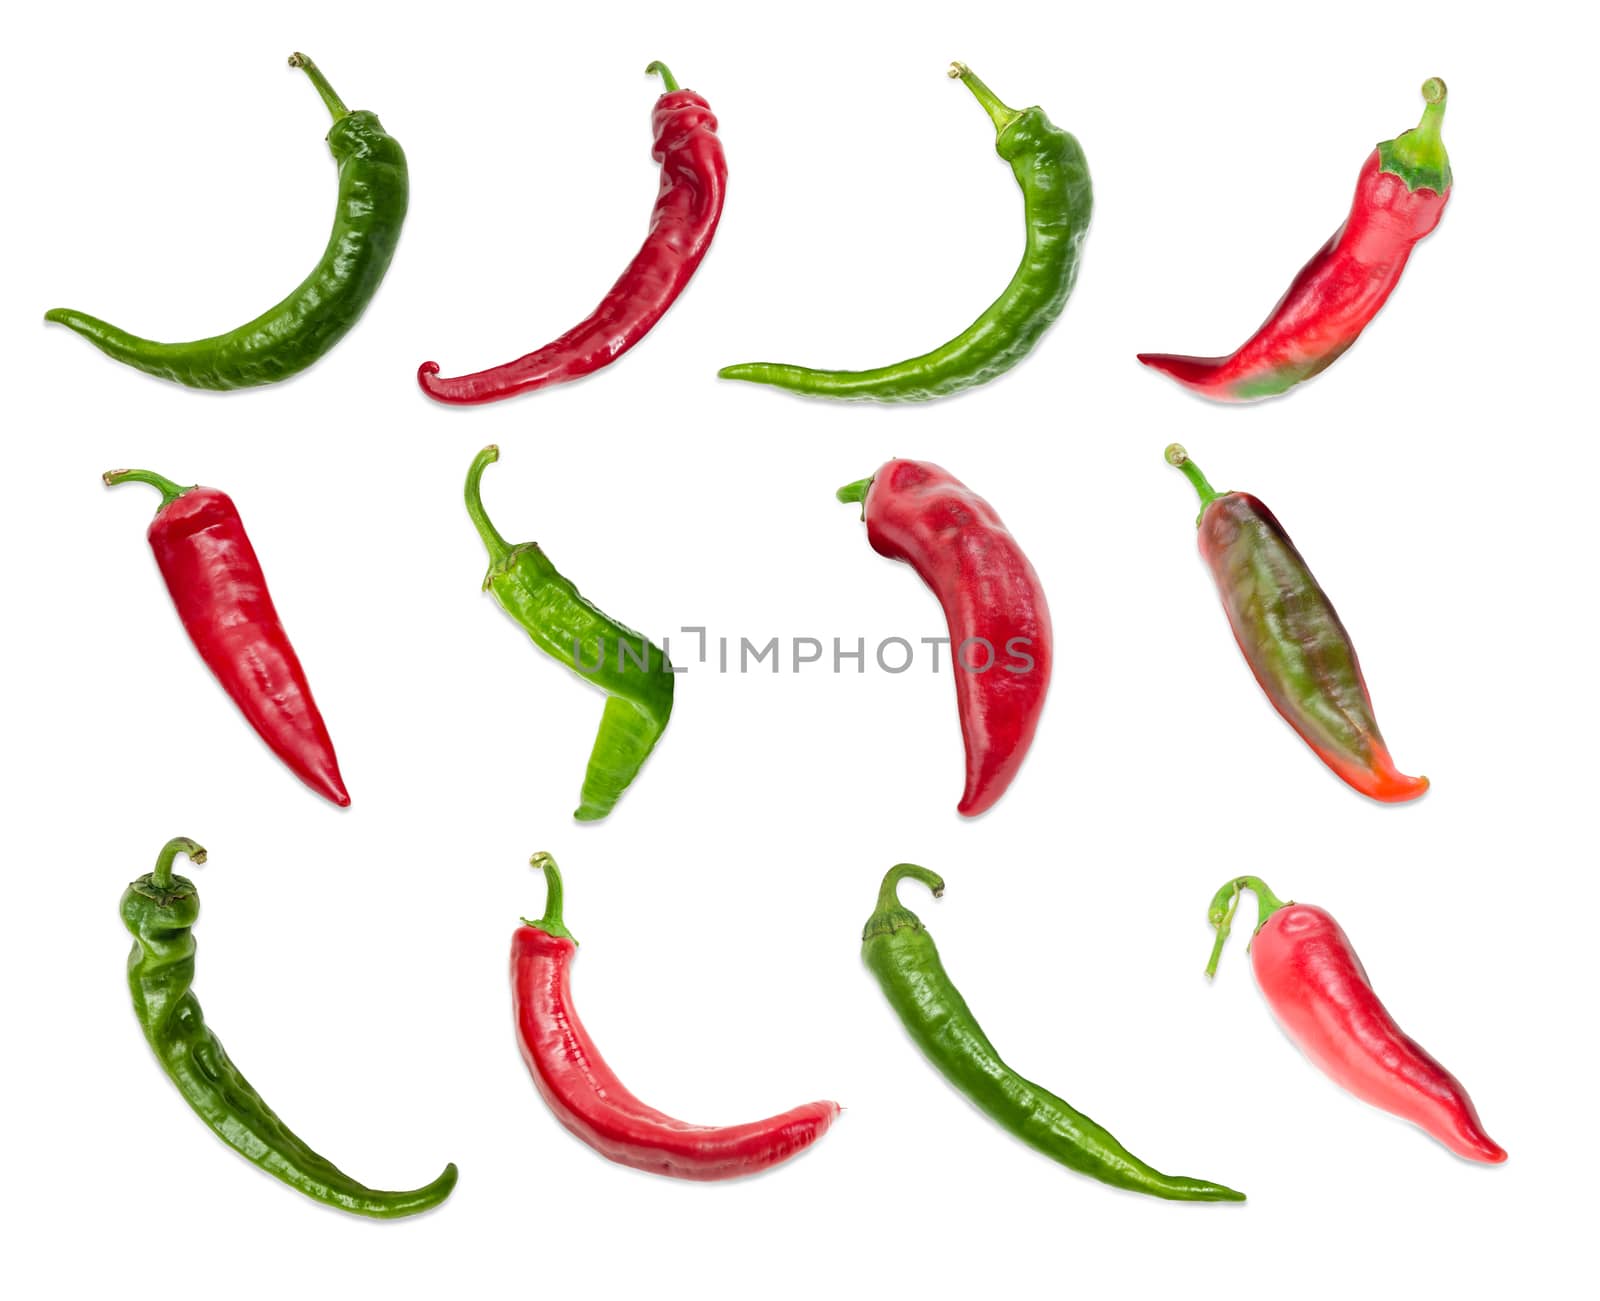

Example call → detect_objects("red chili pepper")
837 461 1051 817
512 854 839 1180
418 61 725 404
105 468 350 807
1207 876 1505 1164
1139 79 1451 402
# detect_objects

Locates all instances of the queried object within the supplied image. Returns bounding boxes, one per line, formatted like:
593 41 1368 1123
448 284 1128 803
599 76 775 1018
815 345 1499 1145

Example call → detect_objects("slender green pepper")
121 838 458 1217
45 54 407 389
718 64 1091 401
862 865 1245 1202
465 446 674 821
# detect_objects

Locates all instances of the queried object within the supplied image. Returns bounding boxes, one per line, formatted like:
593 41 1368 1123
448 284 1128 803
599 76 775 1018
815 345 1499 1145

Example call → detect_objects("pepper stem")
645 61 679 93
103 467 193 512
151 837 206 890
949 63 1023 134
864 863 945 941
523 852 577 943
1164 444 1224 514
877 863 944 912
464 446 511 565
1204 876 1289 978
1378 77 1452 193
287 53 349 121
836 477 873 504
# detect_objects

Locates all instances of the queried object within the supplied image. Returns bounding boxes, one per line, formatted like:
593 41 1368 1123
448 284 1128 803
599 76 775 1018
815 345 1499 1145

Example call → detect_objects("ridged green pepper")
863 864 1245 1201
464 446 674 821
718 64 1091 401
46 54 407 389
121 838 457 1217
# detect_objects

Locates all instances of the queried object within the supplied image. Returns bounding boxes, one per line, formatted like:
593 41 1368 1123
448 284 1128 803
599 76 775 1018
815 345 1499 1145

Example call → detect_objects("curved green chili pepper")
45 54 408 389
862 865 1245 1202
465 446 674 821
718 64 1091 402
121 838 458 1218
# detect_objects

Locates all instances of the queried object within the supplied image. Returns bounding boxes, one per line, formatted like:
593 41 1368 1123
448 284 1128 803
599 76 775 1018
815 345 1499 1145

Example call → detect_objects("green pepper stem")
645 61 679 93
836 477 874 505
464 446 511 565
103 467 193 512
949 63 1022 134
151 837 206 890
523 852 577 943
1164 444 1224 514
1204 876 1289 978
1379 78 1451 192
288 53 349 121
877 863 945 913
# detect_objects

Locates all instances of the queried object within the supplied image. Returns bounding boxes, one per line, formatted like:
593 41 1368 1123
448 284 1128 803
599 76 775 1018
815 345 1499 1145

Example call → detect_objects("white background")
4 1 1594 1295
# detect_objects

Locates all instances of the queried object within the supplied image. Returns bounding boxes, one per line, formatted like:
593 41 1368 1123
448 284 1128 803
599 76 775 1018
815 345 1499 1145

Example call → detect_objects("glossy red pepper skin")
838 461 1052 817
418 63 725 404
1208 878 1505 1164
107 470 349 807
1139 80 1450 402
512 855 838 1180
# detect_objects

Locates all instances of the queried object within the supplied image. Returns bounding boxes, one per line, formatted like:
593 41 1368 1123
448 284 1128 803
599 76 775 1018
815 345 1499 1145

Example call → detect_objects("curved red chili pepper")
105 468 349 807
1139 80 1451 402
418 62 725 404
1207 877 1505 1164
512 854 839 1180
838 461 1052 817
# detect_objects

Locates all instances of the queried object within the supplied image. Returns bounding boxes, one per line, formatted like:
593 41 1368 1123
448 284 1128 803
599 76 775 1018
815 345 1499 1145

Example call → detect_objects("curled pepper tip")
150 836 207 890
879 863 946 908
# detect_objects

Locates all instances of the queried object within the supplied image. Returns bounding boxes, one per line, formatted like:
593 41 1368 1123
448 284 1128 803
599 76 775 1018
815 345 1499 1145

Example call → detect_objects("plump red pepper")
105 468 349 807
418 62 725 404
512 854 839 1180
1207 876 1505 1164
1139 79 1451 402
837 461 1051 817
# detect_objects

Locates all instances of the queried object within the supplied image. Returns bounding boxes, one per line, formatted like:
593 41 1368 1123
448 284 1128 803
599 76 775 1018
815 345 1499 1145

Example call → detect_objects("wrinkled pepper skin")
1167 446 1426 802
46 55 407 390
513 855 839 1179
719 64 1091 401
122 839 459 1216
1139 80 1450 402
864 866 1244 1201
465 447 672 821
1207 877 1505 1163
419 62 725 403
106 468 349 806
838 460 1051 816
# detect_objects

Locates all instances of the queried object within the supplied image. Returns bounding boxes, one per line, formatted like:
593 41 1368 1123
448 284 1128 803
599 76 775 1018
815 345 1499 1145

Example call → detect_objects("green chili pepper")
718 64 1091 401
45 54 407 389
862 865 1245 1202
121 838 458 1217
465 446 674 821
